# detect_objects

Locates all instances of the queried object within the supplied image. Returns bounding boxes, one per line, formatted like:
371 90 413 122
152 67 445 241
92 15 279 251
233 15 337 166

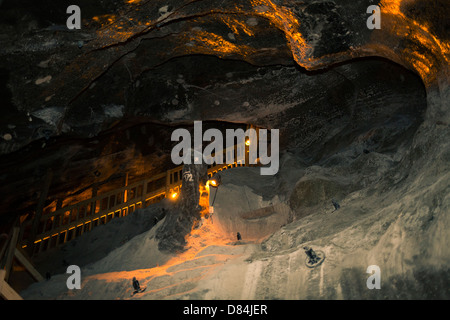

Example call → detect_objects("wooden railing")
1 223 44 299
21 142 255 256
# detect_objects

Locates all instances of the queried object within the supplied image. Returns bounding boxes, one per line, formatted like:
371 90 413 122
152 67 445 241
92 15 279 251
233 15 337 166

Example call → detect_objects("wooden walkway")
19 141 255 256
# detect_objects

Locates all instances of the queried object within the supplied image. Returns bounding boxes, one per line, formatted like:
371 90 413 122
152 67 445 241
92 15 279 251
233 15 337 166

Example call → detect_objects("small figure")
237 232 242 241
132 277 141 292
153 216 159 225
303 246 325 268
332 199 340 211
303 246 318 264
130 277 147 296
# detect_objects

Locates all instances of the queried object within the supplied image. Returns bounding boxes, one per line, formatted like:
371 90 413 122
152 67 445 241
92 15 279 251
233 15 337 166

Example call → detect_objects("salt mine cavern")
0 0 449 304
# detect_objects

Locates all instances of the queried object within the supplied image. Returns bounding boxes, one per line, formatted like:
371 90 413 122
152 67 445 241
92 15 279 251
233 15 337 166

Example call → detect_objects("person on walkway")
237 232 242 241
132 277 141 292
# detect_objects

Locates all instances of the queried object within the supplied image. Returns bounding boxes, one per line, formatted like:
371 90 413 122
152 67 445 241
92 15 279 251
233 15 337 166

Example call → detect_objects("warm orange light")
249 0 311 66
245 139 251 146
379 0 449 84
207 173 221 189
84 216 230 290
170 192 178 200
186 29 255 58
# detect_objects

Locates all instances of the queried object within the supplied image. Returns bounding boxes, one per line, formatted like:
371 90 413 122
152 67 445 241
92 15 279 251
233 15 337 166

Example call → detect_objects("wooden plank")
0 232 10 263
165 171 171 195
4 227 19 282
124 172 129 203
141 179 148 203
0 269 23 300
27 169 53 256
14 248 44 282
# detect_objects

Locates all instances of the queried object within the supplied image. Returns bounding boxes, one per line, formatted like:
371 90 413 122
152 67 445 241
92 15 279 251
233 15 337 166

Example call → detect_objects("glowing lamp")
208 173 221 207
245 138 251 146
208 173 221 188
170 192 179 200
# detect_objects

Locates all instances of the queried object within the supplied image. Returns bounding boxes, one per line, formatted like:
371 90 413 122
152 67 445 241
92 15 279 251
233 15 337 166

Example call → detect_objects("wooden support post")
0 232 10 264
165 171 171 196
75 205 80 221
17 215 28 248
123 173 129 203
0 269 23 300
27 169 53 256
91 184 98 216
61 232 67 245
91 183 98 198
3 227 19 283
14 248 44 282
56 198 63 210
50 215 56 231
142 180 148 206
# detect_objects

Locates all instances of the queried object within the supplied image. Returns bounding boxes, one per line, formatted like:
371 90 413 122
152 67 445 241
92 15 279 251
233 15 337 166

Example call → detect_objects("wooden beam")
123 173 129 203
27 169 53 256
14 248 44 282
0 269 23 300
165 171 171 195
0 233 10 263
3 227 19 282
17 216 28 252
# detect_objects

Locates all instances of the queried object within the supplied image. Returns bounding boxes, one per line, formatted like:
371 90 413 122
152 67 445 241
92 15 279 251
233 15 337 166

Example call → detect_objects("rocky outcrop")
156 163 209 252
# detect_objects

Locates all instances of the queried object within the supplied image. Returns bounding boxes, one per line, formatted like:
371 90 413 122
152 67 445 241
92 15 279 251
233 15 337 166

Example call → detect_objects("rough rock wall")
1 0 447 148
156 163 209 252
2 0 445 224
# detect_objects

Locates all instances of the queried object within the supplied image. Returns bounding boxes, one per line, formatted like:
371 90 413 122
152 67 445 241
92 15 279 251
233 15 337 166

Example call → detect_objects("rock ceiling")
0 0 447 222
